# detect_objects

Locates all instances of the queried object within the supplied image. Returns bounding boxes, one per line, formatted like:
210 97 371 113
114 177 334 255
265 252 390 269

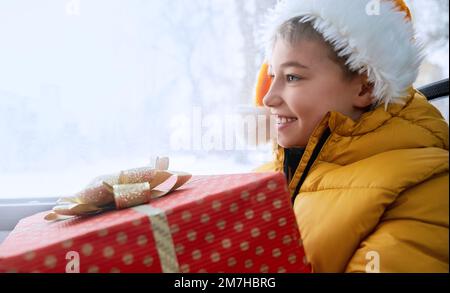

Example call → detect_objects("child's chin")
277 137 295 149
277 136 306 149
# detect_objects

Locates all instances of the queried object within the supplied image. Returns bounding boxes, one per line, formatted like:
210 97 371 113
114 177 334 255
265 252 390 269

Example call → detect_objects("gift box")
0 172 311 273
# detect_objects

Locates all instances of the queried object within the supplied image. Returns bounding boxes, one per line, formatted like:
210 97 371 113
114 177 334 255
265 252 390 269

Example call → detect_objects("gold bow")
44 157 192 221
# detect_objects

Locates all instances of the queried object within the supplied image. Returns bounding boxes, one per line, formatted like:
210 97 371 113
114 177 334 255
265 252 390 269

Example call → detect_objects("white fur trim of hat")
260 0 425 106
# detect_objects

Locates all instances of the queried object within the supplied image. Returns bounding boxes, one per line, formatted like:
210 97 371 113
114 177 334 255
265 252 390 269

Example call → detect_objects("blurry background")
0 0 448 199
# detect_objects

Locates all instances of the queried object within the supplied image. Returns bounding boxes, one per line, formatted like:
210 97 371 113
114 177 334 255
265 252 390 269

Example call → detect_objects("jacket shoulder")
253 161 281 172
345 172 449 272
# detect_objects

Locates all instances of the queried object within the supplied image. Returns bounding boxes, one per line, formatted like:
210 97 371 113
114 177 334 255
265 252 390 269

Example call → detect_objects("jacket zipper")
291 128 332 206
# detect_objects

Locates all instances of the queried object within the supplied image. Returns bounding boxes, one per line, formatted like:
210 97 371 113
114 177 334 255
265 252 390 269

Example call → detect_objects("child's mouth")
276 116 298 130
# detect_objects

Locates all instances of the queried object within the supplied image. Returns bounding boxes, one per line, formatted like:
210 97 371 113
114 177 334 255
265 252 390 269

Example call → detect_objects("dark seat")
418 78 449 101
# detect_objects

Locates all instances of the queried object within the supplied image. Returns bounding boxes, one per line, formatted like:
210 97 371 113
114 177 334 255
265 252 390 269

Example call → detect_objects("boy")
255 0 448 272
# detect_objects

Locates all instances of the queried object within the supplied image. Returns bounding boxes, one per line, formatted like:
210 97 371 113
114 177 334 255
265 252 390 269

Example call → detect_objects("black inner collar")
283 147 305 184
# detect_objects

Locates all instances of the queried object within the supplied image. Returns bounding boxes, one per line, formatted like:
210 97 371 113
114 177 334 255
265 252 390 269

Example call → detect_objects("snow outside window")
0 0 448 200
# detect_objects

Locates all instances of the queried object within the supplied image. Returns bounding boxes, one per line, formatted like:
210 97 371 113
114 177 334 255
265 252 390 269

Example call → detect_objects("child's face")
264 39 368 148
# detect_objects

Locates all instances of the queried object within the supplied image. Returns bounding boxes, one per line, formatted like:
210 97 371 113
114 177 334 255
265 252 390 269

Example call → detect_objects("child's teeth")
277 117 297 124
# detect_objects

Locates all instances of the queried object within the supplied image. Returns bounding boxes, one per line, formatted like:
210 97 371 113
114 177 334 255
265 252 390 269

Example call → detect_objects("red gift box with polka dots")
0 172 311 273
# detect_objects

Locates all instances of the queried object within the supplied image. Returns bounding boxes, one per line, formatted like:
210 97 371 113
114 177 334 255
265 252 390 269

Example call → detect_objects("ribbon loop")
113 182 151 209
45 157 192 221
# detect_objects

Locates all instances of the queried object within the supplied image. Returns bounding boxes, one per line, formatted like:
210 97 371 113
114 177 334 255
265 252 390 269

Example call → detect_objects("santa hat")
254 0 424 107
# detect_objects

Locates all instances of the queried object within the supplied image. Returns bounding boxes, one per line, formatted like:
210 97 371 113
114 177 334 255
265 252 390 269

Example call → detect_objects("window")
0 0 448 201
0 0 277 200
408 0 449 121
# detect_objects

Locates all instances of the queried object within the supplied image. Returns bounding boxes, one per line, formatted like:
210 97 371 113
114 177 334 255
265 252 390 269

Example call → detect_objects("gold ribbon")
133 205 180 273
44 157 191 221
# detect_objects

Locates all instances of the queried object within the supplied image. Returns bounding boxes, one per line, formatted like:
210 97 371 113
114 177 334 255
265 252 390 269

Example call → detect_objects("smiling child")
255 0 449 272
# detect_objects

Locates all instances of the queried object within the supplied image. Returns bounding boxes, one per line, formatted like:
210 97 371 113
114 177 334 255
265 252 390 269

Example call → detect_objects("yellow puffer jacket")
256 89 449 272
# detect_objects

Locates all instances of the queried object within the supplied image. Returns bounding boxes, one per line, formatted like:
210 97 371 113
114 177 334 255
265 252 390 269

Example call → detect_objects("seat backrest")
417 78 449 101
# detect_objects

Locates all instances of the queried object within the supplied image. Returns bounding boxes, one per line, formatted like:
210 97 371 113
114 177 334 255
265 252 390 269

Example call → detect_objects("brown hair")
274 17 359 81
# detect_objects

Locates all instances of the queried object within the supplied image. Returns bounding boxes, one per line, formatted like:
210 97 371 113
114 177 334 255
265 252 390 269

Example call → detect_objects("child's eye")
286 75 301 82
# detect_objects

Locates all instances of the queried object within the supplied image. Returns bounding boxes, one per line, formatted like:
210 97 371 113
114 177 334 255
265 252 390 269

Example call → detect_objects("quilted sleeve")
345 173 449 273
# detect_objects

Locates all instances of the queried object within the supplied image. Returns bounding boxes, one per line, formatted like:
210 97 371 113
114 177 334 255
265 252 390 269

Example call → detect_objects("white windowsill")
0 231 10 245
0 198 56 232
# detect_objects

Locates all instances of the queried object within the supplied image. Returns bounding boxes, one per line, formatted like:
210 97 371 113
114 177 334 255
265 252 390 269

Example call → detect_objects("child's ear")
353 78 374 108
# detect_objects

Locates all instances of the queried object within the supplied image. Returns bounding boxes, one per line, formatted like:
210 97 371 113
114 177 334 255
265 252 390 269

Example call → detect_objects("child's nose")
263 86 283 108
